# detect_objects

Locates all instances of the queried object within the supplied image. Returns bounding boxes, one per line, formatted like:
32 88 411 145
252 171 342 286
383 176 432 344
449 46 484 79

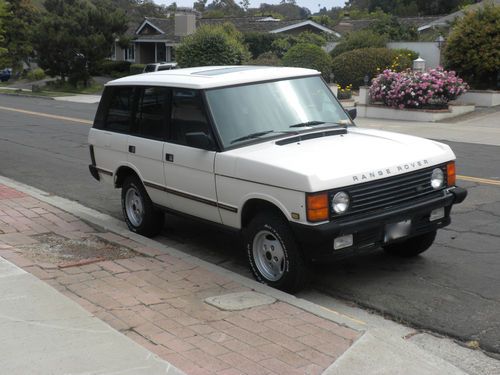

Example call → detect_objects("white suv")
88 66 467 292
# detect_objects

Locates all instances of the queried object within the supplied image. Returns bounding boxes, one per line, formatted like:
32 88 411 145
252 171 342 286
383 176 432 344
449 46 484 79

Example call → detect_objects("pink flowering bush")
369 67 468 109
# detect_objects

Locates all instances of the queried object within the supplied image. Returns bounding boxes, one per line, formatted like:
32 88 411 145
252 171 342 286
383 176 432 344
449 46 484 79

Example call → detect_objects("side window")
105 86 135 133
170 89 212 148
135 87 169 140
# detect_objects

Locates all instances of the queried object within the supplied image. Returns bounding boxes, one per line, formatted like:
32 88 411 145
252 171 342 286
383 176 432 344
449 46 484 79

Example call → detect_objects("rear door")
127 86 170 207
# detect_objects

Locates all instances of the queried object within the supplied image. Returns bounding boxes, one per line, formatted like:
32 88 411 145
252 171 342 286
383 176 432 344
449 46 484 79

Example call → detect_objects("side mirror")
185 132 215 150
347 108 357 120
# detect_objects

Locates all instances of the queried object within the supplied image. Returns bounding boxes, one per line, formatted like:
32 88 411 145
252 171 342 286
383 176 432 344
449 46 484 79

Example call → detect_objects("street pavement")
0 94 500 372
1 178 473 375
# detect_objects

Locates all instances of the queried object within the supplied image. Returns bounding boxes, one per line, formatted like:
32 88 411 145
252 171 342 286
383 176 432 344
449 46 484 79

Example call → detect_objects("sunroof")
194 66 268 76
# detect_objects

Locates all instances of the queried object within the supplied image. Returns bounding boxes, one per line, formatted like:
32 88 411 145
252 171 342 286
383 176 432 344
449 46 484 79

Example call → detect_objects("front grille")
331 164 447 218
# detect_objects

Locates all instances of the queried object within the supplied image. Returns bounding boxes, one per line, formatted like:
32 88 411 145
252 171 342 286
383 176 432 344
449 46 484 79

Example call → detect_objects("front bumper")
290 187 467 261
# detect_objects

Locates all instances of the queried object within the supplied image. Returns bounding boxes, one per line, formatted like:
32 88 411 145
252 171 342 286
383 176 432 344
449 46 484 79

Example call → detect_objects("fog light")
430 207 445 221
334 234 353 250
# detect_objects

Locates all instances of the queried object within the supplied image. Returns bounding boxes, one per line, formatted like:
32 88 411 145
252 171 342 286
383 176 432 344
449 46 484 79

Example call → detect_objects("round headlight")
431 168 444 189
332 191 350 214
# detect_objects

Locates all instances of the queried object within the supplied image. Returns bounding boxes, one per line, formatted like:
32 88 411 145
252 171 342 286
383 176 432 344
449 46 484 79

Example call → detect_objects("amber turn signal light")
306 193 329 222
447 161 456 186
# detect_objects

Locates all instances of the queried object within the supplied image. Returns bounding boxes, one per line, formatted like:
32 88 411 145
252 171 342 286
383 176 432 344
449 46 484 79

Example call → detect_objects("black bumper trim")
290 187 466 260
89 165 100 181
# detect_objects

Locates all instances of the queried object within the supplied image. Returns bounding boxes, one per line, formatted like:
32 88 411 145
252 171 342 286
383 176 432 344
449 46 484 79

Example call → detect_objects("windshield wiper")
289 120 352 129
289 120 325 128
230 130 297 144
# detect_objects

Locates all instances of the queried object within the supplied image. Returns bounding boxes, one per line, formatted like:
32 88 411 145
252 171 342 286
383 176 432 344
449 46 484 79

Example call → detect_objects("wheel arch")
114 165 142 188
240 198 289 229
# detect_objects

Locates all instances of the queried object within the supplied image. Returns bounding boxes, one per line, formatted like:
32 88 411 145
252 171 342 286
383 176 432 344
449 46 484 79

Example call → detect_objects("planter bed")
453 90 500 107
356 103 475 122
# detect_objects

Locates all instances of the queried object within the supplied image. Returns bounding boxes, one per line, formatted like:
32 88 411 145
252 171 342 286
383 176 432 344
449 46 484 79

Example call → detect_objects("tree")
1 0 40 71
0 0 9 62
330 29 387 58
176 23 250 68
444 4 500 89
369 14 418 41
282 43 332 80
345 0 478 16
33 0 128 86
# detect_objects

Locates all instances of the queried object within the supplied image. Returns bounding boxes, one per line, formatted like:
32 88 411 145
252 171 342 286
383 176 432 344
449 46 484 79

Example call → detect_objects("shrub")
130 64 145 75
282 43 332 80
26 68 45 81
444 4 500 89
176 23 250 68
331 47 394 88
337 84 353 100
99 60 131 75
244 32 278 59
330 30 388 58
369 67 468 109
248 52 282 66
390 48 419 71
270 37 292 58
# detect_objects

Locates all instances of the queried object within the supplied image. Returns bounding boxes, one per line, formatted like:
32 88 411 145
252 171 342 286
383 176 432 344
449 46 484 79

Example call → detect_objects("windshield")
205 76 351 148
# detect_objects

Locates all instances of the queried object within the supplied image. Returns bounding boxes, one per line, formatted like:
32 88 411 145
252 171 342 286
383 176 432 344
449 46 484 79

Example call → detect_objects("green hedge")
248 52 282 66
282 43 332 80
130 64 145 75
331 48 407 89
98 60 132 75
244 32 278 59
26 68 46 81
330 30 388 58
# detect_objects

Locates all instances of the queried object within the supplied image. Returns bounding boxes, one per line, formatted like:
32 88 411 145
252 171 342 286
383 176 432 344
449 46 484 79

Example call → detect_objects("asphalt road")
1 94 499 354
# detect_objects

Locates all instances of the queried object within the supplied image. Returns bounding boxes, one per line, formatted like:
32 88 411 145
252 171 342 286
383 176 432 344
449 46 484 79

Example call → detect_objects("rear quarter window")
94 86 135 134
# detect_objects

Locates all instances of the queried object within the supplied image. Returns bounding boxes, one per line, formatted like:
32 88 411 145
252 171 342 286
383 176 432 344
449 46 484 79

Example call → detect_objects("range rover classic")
88 66 467 292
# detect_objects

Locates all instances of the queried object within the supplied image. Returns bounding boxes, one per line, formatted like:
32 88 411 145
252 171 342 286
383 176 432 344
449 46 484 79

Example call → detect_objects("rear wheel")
121 175 164 237
382 230 437 257
243 212 308 293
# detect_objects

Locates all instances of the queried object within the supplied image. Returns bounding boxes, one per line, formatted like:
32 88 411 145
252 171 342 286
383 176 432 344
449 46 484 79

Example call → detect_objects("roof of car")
106 66 320 89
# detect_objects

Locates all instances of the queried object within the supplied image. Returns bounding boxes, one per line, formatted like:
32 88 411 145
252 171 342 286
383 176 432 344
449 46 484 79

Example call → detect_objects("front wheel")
382 230 437 257
243 212 308 293
121 175 164 237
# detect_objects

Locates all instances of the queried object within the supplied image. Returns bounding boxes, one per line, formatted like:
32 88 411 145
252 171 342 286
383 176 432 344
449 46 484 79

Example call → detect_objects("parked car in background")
0 68 12 82
143 62 178 73
88 66 467 292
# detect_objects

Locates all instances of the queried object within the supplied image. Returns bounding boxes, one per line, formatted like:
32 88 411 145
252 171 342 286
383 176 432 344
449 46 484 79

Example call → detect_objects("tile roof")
127 15 337 43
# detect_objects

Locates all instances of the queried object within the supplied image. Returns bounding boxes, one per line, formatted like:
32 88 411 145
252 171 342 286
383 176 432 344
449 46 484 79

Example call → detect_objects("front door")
163 88 221 223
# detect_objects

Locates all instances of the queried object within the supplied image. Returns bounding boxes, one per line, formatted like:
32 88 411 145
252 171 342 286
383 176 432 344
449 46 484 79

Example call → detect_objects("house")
112 13 339 65
417 0 500 32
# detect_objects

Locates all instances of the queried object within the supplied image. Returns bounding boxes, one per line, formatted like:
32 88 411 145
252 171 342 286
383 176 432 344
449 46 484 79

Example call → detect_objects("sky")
155 0 346 13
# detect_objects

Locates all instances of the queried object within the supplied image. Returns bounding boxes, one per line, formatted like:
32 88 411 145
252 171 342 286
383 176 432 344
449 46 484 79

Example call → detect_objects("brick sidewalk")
0 184 361 375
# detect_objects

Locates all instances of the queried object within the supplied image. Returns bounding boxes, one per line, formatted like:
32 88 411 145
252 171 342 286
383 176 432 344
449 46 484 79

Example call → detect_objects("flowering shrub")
370 67 468 109
337 84 352 100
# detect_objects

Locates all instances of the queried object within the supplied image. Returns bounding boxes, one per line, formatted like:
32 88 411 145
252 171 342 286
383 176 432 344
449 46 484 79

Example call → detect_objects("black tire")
382 230 437 257
243 212 309 293
121 175 164 237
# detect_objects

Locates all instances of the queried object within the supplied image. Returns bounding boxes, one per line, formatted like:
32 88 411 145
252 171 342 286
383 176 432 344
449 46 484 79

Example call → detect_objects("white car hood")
216 127 455 192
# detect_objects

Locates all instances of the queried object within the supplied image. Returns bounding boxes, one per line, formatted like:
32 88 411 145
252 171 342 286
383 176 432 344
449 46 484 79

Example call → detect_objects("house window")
124 44 135 62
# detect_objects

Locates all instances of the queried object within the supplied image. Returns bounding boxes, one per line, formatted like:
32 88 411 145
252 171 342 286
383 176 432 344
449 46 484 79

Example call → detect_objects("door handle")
165 153 174 162
128 145 136 153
